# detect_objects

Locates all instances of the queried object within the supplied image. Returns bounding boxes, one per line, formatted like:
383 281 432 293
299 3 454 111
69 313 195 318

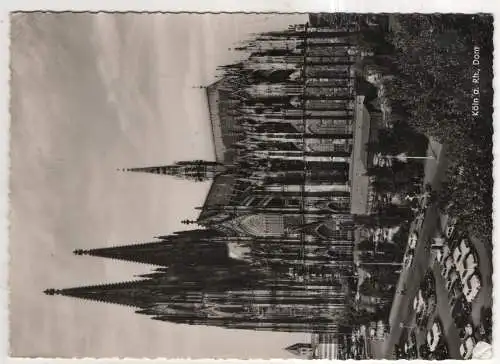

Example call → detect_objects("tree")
359 279 380 297
358 239 375 252
390 223 410 247
360 263 400 282
385 15 493 242
376 242 403 260
344 304 381 327
378 204 413 220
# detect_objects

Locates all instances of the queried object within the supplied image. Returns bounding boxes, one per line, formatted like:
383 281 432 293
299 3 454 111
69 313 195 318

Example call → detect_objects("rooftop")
205 80 242 164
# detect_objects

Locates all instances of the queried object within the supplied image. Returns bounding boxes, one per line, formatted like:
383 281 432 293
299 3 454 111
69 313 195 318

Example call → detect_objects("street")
378 140 450 358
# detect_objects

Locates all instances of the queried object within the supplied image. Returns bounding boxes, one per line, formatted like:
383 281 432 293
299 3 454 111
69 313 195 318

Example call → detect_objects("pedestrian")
398 284 407 295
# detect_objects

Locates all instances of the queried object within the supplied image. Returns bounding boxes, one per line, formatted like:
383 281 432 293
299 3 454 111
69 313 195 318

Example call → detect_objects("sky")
9 13 310 358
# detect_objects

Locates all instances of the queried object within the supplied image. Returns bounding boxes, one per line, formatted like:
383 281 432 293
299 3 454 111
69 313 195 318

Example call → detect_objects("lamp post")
390 153 436 162
373 152 436 167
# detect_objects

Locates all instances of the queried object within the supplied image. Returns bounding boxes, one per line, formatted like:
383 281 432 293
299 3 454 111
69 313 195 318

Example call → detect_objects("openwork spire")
121 160 226 182
70 234 228 267
43 281 156 307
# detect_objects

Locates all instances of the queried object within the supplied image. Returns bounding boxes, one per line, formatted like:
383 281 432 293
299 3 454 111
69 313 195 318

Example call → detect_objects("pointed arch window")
238 214 285 237
307 119 353 135
307 139 346 153
315 222 351 241
327 198 350 211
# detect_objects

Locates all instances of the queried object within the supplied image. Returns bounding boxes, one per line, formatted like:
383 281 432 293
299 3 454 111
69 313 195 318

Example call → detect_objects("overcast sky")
9 13 310 358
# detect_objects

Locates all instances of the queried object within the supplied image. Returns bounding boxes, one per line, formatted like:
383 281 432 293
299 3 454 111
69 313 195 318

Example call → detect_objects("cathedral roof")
197 174 237 222
206 80 242 164
197 79 247 223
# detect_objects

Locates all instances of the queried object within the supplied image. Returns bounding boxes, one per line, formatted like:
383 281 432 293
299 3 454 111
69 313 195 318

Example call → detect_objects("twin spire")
44 229 230 305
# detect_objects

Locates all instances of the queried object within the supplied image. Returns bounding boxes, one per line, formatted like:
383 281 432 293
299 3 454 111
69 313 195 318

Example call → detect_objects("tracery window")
307 119 353 134
238 214 285 237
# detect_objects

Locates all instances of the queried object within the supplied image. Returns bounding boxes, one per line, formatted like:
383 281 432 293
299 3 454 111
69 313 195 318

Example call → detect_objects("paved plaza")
373 140 492 359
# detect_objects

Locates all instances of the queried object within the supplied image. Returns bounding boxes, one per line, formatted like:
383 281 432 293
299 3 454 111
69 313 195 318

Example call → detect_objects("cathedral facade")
46 20 374 335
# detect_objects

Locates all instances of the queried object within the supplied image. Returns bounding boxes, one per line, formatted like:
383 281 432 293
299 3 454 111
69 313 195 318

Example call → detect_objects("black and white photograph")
8 12 493 360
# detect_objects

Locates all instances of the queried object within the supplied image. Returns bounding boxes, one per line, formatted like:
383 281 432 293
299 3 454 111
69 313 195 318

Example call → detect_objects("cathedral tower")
123 160 228 182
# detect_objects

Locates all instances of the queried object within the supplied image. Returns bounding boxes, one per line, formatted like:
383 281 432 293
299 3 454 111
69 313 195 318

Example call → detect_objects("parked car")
457 254 479 282
413 290 426 314
431 235 446 248
394 344 405 359
463 274 481 303
421 272 435 296
453 239 471 266
441 256 455 278
419 343 431 359
427 322 443 352
444 217 458 239
452 295 472 329
414 213 425 230
449 279 464 302
419 194 431 210
460 237 471 250
417 294 436 327
479 307 492 342
436 245 450 265
407 232 418 249
414 289 433 327
403 250 414 269
426 294 437 313
405 331 418 359
460 336 477 359
459 323 474 340
433 342 450 360
446 270 460 291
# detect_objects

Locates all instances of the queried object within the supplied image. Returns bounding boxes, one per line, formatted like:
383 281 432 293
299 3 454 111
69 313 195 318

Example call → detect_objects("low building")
287 333 340 359
285 342 315 359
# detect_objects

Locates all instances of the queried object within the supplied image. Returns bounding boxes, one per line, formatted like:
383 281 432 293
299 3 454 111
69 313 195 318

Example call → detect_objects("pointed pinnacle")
73 249 89 255
44 289 60 295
